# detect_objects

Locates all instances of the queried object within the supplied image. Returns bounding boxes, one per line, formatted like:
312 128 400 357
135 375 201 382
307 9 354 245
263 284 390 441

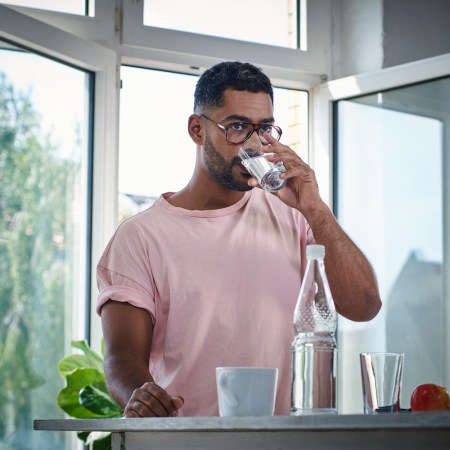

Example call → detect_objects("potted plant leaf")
57 340 123 450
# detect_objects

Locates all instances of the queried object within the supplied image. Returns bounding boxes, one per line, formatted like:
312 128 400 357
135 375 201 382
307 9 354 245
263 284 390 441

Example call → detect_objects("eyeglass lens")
227 124 281 144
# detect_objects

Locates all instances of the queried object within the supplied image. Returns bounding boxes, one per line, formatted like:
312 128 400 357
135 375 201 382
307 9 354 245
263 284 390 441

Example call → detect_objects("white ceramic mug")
216 367 278 417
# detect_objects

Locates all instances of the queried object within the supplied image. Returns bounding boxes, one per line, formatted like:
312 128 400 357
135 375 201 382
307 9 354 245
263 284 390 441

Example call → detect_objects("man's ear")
188 114 204 145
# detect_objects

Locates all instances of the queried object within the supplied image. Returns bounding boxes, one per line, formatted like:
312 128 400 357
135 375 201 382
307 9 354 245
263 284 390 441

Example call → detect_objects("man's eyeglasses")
199 114 282 145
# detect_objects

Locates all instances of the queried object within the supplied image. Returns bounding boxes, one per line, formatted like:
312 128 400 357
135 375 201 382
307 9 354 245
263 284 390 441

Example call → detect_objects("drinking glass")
239 147 286 192
360 352 404 414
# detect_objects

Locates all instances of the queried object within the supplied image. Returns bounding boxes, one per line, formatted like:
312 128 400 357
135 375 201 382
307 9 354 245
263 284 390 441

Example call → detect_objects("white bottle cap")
306 244 325 259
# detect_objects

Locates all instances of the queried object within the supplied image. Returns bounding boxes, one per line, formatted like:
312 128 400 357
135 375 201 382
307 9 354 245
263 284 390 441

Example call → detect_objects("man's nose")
242 129 263 152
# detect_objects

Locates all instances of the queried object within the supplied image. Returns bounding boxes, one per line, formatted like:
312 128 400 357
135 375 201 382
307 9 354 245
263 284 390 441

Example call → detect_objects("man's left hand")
248 132 325 217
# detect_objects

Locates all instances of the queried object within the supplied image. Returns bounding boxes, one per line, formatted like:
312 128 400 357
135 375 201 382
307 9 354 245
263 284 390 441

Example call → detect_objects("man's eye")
229 122 246 132
260 125 273 133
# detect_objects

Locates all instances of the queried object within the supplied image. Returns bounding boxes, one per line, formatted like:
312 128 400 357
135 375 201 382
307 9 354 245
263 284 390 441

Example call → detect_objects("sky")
0 50 87 160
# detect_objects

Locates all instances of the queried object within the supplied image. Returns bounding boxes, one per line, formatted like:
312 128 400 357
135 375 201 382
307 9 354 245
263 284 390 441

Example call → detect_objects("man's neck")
166 178 247 211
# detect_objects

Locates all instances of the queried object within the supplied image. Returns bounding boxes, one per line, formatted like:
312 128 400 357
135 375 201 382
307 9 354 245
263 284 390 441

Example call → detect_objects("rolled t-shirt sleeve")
96 219 156 320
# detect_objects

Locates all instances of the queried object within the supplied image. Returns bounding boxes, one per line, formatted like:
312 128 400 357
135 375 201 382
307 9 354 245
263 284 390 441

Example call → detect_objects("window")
0 41 93 449
118 66 308 221
121 1 326 84
143 0 303 49
334 76 450 413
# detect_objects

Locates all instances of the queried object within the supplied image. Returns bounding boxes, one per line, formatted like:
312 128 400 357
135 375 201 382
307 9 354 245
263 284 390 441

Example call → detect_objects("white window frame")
119 0 329 89
10 0 330 89
0 4 119 349
311 52 450 390
0 0 116 44
311 53 450 204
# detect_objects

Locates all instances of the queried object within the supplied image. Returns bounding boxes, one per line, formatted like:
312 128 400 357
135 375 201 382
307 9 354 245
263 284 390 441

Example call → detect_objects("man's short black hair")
194 61 273 112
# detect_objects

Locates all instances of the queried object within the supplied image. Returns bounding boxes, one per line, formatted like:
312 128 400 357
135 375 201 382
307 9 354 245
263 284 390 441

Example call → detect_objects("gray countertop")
34 414 450 450
34 412 450 432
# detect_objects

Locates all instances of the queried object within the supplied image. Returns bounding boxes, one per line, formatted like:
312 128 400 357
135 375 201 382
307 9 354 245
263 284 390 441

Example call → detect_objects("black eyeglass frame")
199 114 282 145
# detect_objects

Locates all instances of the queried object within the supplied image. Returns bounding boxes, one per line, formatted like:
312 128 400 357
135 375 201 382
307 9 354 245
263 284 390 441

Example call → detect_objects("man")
97 61 381 418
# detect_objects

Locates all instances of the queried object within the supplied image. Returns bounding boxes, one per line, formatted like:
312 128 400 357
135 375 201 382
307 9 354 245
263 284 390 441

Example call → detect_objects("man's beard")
203 136 253 192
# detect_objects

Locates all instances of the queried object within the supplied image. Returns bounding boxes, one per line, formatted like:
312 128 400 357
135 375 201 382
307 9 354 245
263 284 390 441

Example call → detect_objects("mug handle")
218 372 239 408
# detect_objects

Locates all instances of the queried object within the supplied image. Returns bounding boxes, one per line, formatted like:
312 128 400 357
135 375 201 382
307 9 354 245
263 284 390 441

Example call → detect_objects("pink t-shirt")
97 189 314 416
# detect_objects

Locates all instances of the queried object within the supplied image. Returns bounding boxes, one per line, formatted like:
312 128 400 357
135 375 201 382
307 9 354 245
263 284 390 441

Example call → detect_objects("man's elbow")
337 292 382 322
354 293 382 322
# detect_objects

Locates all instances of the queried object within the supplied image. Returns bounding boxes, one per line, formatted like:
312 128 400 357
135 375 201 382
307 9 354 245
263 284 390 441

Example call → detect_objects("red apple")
410 383 450 412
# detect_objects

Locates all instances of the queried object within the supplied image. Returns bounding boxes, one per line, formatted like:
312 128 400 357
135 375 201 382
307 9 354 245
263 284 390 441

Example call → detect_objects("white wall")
331 0 384 79
383 0 450 68
330 0 450 79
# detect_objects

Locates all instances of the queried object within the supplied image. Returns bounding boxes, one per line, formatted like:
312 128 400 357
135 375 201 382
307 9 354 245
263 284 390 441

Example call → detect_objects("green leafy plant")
57 340 123 450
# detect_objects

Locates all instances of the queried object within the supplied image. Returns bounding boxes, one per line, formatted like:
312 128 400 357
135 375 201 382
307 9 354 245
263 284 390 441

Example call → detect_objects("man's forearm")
104 352 154 410
305 202 382 321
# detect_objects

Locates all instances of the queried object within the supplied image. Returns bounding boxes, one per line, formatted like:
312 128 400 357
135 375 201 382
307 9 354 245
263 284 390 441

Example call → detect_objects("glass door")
0 5 116 449
334 75 450 413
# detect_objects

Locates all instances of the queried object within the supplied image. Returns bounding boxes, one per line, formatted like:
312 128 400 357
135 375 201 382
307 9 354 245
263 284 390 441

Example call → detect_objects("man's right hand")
101 301 184 417
124 381 184 417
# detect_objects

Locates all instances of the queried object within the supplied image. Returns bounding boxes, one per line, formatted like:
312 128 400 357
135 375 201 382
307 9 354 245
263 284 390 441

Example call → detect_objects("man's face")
202 89 275 192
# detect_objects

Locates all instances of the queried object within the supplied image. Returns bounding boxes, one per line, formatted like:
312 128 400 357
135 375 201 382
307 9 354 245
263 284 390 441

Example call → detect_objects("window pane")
0 0 92 15
335 77 449 413
0 42 92 449
143 0 300 49
119 66 308 221
118 67 197 220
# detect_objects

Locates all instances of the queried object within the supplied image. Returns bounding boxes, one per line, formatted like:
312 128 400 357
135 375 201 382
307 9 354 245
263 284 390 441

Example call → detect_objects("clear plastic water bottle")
291 244 337 415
